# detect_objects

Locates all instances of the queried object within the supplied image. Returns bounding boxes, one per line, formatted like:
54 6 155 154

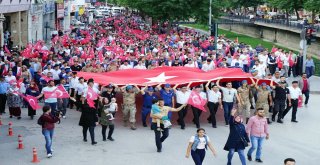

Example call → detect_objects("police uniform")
141 92 157 127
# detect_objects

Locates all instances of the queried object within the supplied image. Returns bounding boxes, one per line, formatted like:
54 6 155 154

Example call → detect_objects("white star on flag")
144 72 177 83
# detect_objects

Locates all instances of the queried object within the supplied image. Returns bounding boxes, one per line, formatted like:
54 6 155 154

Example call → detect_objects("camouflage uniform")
256 88 271 117
122 90 138 129
238 86 251 118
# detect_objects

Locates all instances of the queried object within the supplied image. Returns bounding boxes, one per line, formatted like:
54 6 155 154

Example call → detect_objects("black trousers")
191 106 202 128
69 88 75 109
28 105 36 117
302 90 309 105
82 126 95 143
76 94 82 110
101 125 114 140
273 100 286 120
283 99 298 121
207 102 219 127
0 94 7 114
288 65 296 77
151 123 169 150
176 103 188 129
268 64 277 75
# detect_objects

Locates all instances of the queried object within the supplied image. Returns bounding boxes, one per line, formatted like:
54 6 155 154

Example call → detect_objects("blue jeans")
45 102 57 115
191 149 206 165
223 102 234 124
141 107 151 125
306 66 314 78
42 129 54 154
227 149 246 165
247 136 265 159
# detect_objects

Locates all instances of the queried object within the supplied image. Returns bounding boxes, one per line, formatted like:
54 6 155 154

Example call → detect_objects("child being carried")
151 99 172 131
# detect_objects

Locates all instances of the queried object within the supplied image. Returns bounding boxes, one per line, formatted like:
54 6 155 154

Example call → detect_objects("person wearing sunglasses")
216 78 241 126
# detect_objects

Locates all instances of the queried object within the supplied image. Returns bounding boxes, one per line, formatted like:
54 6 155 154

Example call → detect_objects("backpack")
37 115 44 126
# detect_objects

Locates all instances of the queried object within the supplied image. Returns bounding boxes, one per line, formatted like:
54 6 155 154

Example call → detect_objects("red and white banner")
22 95 41 110
187 90 207 112
77 67 256 86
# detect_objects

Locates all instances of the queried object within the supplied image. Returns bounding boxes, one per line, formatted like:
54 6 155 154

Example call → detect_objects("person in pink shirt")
246 108 269 163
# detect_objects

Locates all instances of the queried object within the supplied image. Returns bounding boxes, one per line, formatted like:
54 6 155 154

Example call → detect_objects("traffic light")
210 24 216 37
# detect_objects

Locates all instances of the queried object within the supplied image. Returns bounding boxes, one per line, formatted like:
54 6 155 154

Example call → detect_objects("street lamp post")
208 0 212 34
44 21 50 42
0 13 5 47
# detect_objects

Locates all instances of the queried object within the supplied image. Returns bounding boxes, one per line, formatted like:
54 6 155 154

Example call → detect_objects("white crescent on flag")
191 95 201 105
56 90 63 97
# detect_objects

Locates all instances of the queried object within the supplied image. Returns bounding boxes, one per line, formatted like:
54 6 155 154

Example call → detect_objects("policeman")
140 86 158 127
156 83 175 119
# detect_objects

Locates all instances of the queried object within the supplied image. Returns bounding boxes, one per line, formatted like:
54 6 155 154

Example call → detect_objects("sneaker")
291 120 298 123
247 155 252 161
92 142 97 145
107 137 115 141
157 149 162 153
62 116 66 119
255 159 263 163
277 120 283 124
47 153 52 158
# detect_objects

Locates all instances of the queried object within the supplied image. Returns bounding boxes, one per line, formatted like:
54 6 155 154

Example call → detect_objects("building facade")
0 0 31 49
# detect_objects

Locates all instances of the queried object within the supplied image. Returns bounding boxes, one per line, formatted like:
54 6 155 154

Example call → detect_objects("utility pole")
44 22 50 43
300 29 307 73
209 0 212 34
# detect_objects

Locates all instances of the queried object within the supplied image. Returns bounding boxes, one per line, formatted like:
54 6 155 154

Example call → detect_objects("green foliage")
304 0 320 13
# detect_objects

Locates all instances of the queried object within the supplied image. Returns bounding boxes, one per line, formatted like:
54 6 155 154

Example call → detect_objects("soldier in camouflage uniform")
238 79 254 123
255 80 273 124
120 85 139 130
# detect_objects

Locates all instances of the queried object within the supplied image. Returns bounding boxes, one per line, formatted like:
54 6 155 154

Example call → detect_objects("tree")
304 0 320 21
267 0 304 21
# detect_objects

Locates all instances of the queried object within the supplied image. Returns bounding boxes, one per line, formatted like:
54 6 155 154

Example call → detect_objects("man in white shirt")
42 64 53 75
231 55 243 68
201 59 215 72
173 82 191 129
258 51 268 66
184 59 197 68
119 60 133 70
74 77 88 111
36 80 58 115
216 79 241 125
5 71 16 83
52 64 61 85
205 81 222 128
190 85 207 128
134 60 147 70
69 72 79 109
252 60 264 78
282 81 302 123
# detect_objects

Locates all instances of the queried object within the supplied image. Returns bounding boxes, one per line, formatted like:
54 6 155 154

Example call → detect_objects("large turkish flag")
77 67 253 86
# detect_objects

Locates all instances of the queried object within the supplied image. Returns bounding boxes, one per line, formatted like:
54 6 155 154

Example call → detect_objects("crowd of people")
0 9 310 165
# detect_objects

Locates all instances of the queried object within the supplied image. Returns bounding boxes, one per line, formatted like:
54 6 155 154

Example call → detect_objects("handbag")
163 120 172 128
234 125 249 147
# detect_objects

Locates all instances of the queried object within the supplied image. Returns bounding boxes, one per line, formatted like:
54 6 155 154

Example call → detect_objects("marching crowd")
0 10 311 165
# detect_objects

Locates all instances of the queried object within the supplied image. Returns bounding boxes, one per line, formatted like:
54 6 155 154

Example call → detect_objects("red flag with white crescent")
22 95 41 110
187 90 207 112
86 87 98 100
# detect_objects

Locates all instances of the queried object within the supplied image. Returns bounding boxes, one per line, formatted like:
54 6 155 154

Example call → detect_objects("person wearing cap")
237 79 254 124
68 72 79 109
216 78 241 126
173 82 192 130
37 80 58 115
201 59 215 72
0 75 10 114
101 84 117 103
282 81 302 123
119 60 133 70
140 86 158 127
254 80 273 124
155 83 175 119
119 84 140 130
270 80 290 123
74 77 88 111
